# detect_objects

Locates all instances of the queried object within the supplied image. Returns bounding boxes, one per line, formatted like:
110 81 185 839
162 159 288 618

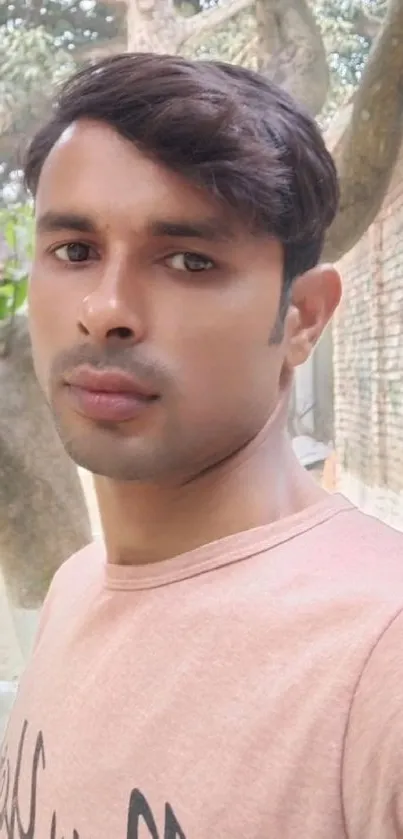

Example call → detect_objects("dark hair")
24 53 339 289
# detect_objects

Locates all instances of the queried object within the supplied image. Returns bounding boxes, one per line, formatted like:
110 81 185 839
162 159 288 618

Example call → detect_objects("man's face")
29 120 299 482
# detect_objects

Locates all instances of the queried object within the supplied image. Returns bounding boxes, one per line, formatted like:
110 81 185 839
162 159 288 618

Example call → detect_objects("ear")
283 264 341 368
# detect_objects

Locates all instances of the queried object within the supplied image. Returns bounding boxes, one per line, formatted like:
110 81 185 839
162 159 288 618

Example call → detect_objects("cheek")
165 298 280 414
28 269 72 386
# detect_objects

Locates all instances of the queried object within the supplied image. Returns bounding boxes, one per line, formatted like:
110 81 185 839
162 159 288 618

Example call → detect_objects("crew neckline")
104 493 353 592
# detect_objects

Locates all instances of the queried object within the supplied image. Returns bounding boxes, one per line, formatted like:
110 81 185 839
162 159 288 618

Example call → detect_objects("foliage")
0 205 33 323
0 0 124 53
0 24 76 196
182 0 386 123
316 0 386 125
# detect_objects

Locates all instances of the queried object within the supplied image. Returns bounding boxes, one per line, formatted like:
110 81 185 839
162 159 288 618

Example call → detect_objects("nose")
77 269 146 346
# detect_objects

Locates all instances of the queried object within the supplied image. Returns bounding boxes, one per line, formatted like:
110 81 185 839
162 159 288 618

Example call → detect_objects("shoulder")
306 504 403 835
302 501 403 654
251 496 403 619
299 497 403 595
334 500 403 550
51 539 106 589
311 494 403 557
342 607 403 838
34 540 106 646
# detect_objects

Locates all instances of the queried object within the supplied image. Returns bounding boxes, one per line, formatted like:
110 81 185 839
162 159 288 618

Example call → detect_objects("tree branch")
255 0 329 116
325 0 403 262
100 0 127 7
351 7 383 40
177 0 253 48
231 35 258 66
74 34 127 61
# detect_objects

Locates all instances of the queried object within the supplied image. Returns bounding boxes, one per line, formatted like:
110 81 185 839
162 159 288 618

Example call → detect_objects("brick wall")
333 151 403 530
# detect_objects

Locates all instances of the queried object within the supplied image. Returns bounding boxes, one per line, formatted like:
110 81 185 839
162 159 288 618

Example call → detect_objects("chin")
59 430 164 483
62 438 132 480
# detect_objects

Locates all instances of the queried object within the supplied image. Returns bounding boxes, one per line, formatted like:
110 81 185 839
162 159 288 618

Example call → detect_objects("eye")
52 242 97 263
166 252 215 272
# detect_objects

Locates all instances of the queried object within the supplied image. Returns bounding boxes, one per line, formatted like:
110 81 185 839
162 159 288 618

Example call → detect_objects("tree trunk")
123 0 329 115
0 316 91 621
254 0 329 116
324 0 403 262
125 0 252 53
126 0 181 52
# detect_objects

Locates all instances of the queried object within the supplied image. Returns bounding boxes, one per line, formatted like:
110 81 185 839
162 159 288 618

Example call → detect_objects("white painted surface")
0 570 23 682
294 356 315 435
0 570 23 739
10 607 41 662
0 680 18 741
339 471 403 532
78 468 102 537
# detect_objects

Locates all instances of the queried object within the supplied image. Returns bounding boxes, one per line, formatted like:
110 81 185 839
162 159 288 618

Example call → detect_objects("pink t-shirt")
2 494 403 838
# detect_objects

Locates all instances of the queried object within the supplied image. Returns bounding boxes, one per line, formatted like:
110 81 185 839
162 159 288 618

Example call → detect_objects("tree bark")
123 0 329 115
324 0 403 262
254 0 329 115
124 0 252 54
0 316 92 610
352 6 382 40
177 0 252 49
125 0 181 53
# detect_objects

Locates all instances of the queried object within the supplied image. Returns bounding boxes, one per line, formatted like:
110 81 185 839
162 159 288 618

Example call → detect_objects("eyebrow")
148 219 234 242
35 212 235 242
36 212 96 235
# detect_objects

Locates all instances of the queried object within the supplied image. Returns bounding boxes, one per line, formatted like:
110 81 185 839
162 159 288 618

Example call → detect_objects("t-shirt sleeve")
342 608 403 839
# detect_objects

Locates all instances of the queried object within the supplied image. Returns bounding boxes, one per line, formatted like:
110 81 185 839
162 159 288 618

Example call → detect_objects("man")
1 53 403 839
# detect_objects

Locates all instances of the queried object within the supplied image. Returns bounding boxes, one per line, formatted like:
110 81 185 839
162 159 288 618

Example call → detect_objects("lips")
64 366 158 423
65 366 157 397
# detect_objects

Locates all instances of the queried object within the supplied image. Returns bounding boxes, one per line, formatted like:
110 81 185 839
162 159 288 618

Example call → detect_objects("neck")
94 399 325 566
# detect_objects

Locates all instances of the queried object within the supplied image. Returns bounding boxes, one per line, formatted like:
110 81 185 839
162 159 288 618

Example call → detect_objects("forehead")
35 120 228 229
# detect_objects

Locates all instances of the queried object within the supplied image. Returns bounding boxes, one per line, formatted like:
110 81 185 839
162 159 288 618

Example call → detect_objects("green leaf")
13 276 28 311
0 296 11 320
0 283 15 299
4 218 16 251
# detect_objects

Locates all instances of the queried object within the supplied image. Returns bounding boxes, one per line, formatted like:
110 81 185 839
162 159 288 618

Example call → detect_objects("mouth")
63 367 159 423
